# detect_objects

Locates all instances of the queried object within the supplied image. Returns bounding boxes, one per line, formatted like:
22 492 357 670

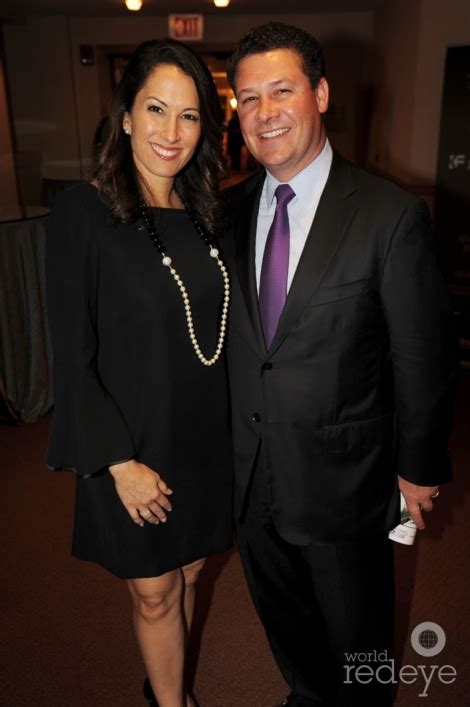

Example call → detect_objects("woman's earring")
124 127 131 135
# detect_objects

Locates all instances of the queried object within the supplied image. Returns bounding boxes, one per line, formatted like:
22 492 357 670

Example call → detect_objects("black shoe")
143 677 200 707
277 695 323 707
276 696 295 707
143 677 158 706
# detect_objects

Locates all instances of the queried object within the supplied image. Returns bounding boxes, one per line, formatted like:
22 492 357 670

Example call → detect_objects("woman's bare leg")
128 570 185 707
181 557 206 707
181 557 206 632
128 558 206 707
181 558 206 707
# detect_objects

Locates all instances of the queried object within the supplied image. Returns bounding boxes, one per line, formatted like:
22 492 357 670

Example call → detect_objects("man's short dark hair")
227 22 326 91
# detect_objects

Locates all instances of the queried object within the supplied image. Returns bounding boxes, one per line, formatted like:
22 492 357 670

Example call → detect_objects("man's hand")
109 460 173 527
398 475 440 530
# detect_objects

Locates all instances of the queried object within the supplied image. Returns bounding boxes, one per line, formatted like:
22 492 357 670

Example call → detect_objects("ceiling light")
214 0 230 7
125 0 143 11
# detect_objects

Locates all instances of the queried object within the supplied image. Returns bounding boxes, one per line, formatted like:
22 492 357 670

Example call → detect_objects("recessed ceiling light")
125 0 143 11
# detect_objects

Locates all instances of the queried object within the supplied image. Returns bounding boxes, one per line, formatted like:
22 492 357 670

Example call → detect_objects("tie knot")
275 183 295 209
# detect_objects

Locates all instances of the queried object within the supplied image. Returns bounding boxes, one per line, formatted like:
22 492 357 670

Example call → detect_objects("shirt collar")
265 139 333 209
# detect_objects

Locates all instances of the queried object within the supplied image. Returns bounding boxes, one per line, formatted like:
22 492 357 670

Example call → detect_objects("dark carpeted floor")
1 374 469 707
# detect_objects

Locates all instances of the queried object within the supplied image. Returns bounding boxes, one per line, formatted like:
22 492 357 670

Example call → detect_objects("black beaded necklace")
138 201 230 367
139 200 214 252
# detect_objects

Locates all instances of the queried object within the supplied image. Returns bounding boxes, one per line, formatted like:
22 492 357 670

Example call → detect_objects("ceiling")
1 0 385 20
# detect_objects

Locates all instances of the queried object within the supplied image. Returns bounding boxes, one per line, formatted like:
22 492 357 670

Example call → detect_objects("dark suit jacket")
226 154 456 545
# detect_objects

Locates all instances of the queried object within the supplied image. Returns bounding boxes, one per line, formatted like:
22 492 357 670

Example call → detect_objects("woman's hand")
109 460 173 527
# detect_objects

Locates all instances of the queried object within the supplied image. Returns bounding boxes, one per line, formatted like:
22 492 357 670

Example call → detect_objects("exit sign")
168 14 204 41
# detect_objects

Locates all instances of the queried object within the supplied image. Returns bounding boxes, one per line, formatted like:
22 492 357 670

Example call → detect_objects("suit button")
262 362 273 371
252 412 261 423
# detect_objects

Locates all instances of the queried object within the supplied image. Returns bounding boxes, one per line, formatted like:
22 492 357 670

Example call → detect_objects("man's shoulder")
337 156 419 212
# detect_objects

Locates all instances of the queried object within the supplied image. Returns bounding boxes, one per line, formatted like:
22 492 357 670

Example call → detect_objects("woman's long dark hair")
93 40 226 235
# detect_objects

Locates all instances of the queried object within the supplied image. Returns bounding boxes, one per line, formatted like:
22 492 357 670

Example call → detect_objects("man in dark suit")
225 22 455 706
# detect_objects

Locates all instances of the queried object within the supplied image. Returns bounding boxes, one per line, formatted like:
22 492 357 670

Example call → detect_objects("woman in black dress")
46 40 232 707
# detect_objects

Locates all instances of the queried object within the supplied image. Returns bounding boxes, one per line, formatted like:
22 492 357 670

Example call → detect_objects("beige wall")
0 33 21 220
369 0 470 184
3 3 470 200
368 0 422 181
411 0 470 183
3 11 374 191
3 16 81 186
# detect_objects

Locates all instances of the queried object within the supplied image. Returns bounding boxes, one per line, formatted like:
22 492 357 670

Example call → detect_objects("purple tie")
259 184 295 348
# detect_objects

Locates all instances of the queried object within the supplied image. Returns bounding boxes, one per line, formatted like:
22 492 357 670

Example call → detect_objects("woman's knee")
128 571 183 624
182 557 206 587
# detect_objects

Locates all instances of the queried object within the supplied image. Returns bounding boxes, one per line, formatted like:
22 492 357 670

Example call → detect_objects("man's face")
235 48 329 182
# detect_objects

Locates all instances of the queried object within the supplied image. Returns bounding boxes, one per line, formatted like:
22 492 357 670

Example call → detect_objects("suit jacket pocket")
308 278 369 307
323 412 395 454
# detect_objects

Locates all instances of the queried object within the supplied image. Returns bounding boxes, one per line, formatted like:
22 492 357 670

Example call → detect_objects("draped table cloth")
0 214 53 422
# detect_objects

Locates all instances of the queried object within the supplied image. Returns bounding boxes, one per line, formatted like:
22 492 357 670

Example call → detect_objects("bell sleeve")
45 187 136 478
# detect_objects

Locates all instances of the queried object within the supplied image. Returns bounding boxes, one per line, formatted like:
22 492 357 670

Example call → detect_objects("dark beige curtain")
0 216 53 422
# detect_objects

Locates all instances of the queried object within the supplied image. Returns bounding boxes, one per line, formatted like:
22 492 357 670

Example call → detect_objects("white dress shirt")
255 139 333 292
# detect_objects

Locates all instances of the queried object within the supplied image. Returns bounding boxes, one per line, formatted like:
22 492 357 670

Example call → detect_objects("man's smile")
259 127 291 140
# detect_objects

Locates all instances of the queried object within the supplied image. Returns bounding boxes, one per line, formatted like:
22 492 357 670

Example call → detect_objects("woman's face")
123 63 201 192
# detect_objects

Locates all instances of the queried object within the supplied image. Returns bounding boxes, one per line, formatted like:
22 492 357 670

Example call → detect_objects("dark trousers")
236 451 395 706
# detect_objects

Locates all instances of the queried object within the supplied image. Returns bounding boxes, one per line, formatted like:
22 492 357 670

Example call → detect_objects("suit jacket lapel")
234 172 267 353
268 154 358 355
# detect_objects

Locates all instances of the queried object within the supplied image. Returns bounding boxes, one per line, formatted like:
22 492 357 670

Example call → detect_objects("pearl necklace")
139 201 230 367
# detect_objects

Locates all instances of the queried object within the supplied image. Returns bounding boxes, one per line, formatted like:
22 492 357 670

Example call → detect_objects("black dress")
46 184 233 579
